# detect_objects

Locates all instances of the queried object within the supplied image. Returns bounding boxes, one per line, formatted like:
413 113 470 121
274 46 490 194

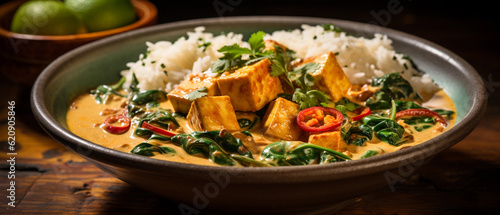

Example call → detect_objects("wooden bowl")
0 0 157 85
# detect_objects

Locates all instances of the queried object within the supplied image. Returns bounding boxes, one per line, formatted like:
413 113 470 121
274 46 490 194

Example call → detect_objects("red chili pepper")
351 107 371 121
104 114 131 134
395 109 448 127
141 121 176 137
296 107 343 132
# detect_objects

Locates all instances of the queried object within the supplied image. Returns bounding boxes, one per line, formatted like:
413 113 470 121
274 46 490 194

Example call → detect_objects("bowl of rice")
31 16 486 214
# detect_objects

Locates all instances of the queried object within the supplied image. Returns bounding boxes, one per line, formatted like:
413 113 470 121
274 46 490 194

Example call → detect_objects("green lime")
10 0 86 35
65 0 137 33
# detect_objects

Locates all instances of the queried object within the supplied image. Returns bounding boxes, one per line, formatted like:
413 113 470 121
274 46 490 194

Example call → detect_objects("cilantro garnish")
186 86 208 101
321 24 344 33
210 31 273 74
198 41 211 52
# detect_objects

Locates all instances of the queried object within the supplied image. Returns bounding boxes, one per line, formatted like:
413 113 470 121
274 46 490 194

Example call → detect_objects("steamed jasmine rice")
121 25 439 96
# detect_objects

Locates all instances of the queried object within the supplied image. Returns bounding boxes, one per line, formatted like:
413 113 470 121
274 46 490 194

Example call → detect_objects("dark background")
149 0 500 105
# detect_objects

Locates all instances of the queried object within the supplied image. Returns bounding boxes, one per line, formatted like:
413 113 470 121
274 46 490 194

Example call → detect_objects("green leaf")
366 73 422 110
359 148 383 159
130 143 176 157
261 141 351 166
130 90 167 105
218 44 253 57
169 130 254 166
321 24 344 33
432 109 455 117
90 77 127 104
186 86 208 101
197 41 211 52
248 31 266 54
292 89 331 110
362 115 406 146
129 73 139 93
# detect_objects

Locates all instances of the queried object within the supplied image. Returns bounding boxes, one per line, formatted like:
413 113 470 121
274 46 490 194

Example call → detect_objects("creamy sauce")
67 89 455 166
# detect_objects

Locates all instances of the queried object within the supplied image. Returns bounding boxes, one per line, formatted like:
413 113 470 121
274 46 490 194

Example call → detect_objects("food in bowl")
66 24 456 167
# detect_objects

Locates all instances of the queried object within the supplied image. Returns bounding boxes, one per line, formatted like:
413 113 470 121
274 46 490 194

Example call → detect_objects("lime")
65 0 137 33
10 0 86 35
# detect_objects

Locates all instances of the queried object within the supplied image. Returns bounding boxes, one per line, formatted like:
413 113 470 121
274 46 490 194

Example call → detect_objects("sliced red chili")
104 114 131 134
395 109 448 127
297 107 343 132
351 107 371 121
141 121 176 137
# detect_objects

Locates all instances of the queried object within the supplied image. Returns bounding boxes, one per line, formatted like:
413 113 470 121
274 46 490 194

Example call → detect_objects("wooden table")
1 80 499 215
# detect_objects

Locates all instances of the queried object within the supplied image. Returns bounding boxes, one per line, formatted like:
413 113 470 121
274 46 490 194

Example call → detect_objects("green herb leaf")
248 31 266 54
186 86 208 101
321 24 344 33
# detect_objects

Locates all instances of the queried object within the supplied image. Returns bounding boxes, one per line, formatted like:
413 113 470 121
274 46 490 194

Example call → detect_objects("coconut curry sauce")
67 87 455 167
66 36 456 167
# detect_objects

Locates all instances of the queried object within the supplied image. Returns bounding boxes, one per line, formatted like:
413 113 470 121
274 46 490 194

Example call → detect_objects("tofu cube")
167 73 220 114
308 131 347 152
264 39 287 52
217 58 283 112
187 96 240 132
262 97 303 141
300 51 351 102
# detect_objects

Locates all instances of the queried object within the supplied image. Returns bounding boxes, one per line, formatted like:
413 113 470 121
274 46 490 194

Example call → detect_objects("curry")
67 31 456 167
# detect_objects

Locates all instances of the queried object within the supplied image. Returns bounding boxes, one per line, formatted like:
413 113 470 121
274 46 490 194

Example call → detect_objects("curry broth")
67 89 455 166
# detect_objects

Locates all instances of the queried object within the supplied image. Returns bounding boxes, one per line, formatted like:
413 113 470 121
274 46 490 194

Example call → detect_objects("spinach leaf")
362 115 406 146
394 100 424 111
432 109 455 117
170 130 253 166
238 117 259 130
359 148 384 159
90 76 127 104
129 73 140 93
134 109 179 138
342 123 373 146
260 141 351 166
130 142 175 157
127 90 168 117
130 90 167 105
366 73 422 110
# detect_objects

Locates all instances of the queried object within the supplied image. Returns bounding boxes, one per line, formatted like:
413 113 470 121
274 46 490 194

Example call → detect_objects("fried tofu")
308 131 347 152
217 58 283 112
297 51 351 102
187 96 240 132
262 97 303 141
167 73 220 114
264 39 287 52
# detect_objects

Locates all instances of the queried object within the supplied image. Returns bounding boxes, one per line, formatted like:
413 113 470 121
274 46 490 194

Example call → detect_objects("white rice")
121 24 439 96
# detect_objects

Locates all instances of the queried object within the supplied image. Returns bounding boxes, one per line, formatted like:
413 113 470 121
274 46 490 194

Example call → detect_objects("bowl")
0 0 157 86
31 16 487 214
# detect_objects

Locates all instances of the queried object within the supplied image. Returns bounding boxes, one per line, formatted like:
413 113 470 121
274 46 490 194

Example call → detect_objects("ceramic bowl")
31 16 487 215
0 0 157 85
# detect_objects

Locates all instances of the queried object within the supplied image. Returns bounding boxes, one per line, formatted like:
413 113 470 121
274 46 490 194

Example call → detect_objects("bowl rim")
0 0 157 41
31 16 487 184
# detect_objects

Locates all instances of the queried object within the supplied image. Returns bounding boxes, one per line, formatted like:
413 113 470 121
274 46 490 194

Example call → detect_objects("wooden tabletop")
2 1 499 214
